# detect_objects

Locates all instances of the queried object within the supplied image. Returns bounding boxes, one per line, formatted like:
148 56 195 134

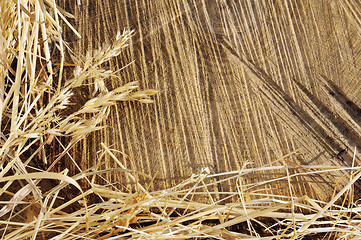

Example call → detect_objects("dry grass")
3 148 361 239
1 0 361 239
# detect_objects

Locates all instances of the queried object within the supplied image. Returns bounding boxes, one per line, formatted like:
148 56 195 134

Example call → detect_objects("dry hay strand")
0 0 156 238
3 148 361 239
1 0 361 239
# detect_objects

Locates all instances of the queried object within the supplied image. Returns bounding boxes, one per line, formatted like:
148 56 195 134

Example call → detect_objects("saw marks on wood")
58 0 361 200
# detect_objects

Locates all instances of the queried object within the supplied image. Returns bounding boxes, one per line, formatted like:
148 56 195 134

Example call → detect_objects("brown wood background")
57 0 361 200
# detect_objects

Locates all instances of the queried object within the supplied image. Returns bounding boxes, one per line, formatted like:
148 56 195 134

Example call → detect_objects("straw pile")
1 0 361 239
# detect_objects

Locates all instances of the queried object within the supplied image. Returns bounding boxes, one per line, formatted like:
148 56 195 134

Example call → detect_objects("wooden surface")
57 0 361 200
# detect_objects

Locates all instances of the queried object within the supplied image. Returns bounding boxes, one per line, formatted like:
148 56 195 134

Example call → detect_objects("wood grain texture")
57 0 361 200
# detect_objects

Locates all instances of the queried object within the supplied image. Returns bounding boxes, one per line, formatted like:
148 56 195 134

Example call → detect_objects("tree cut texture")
57 0 361 201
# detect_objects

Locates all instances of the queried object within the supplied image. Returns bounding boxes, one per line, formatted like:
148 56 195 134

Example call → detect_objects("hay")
1 0 361 239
